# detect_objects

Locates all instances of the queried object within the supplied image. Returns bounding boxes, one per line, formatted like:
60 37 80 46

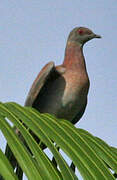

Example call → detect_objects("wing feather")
25 61 60 106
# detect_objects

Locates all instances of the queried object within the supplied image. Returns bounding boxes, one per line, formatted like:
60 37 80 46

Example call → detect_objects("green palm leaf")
0 102 116 180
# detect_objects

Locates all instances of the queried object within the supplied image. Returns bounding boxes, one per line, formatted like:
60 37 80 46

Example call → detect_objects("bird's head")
67 27 101 47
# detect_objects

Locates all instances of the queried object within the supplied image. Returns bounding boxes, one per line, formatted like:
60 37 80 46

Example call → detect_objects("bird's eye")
78 29 84 35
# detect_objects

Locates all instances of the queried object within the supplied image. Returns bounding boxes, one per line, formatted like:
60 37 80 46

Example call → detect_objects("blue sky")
0 1 117 179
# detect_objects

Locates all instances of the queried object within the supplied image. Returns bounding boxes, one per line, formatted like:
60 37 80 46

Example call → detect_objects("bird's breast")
37 70 89 122
56 70 89 120
62 70 89 102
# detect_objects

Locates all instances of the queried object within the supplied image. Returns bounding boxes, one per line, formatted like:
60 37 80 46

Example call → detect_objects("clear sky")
0 1 117 179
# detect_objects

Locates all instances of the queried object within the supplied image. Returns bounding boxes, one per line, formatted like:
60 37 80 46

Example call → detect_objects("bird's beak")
93 34 102 38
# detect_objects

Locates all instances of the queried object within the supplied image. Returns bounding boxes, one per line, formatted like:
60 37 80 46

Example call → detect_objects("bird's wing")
25 61 61 107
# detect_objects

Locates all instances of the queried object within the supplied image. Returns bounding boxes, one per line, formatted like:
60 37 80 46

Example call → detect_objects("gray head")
67 27 101 47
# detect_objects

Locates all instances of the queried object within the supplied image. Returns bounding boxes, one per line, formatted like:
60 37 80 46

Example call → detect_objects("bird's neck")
63 41 87 71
